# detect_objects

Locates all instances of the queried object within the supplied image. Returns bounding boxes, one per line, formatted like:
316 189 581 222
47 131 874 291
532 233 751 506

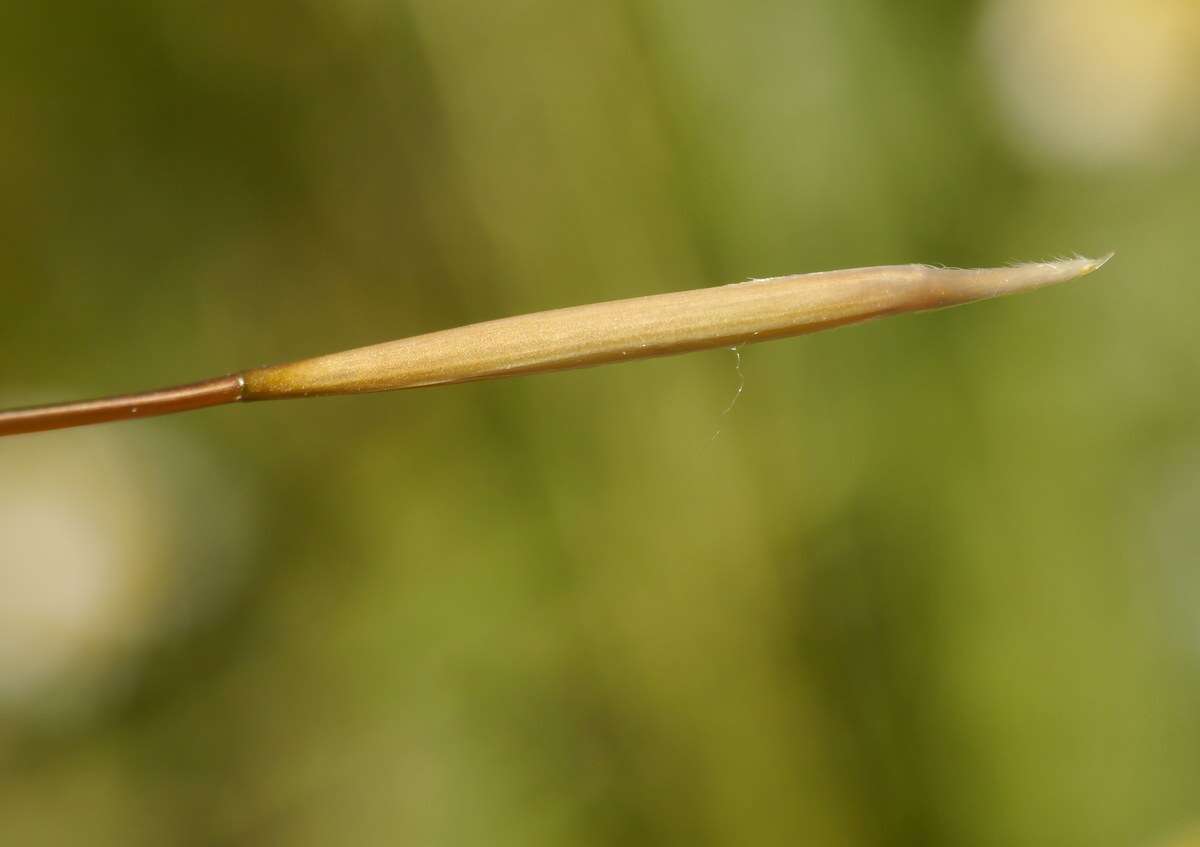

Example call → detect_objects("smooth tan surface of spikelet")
242 256 1111 399
0 256 1110 436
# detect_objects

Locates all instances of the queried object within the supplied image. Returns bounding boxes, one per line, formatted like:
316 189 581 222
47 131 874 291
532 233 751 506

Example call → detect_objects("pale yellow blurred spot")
0 429 168 719
0 421 250 724
979 0 1200 166
1154 823 1200 847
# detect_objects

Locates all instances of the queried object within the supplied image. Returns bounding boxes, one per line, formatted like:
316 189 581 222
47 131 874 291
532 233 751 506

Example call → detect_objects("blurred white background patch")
0 417 253 727
978 0 1200 167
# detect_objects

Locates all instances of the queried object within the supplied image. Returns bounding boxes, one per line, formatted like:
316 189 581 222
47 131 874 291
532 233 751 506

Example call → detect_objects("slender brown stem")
0 256 1110 437
0 376 243 437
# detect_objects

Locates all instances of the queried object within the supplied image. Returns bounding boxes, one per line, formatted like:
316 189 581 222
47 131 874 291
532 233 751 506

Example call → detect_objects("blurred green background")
2 1 1199 844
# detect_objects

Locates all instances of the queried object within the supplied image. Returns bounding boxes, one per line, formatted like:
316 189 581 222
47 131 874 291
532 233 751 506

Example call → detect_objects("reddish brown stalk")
0 376 243 437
